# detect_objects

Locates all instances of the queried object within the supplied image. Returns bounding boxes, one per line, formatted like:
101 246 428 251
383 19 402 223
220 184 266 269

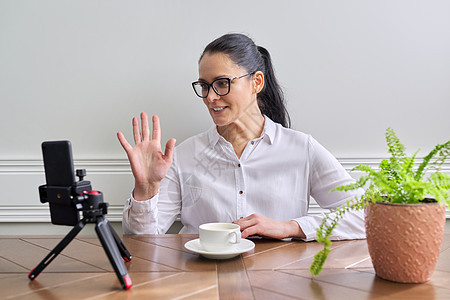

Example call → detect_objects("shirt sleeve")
122 153 182 234
294 136 366 241
122 193 159 234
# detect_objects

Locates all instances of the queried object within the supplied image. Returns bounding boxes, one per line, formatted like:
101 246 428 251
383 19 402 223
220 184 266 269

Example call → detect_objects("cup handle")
229 231 241 244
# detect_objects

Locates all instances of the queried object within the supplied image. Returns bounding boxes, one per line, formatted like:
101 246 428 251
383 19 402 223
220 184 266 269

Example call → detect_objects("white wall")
1 1 449 234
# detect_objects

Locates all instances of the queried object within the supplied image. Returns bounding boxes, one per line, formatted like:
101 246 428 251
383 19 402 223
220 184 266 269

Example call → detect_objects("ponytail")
201 33 291 128
256 46 291 128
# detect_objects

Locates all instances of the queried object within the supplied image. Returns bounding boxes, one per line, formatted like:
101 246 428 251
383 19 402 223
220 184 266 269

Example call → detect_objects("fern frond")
401 150 418 177
430 172 450 189
310 199 365 277
309 246 330 276
332 175 369 192
428 173 450 206
354 164 397 194
386 127 406 160
415 141 450 180
430 141 450 171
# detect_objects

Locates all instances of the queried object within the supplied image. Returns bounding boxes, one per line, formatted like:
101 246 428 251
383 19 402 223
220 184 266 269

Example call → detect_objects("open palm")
117 112 176 200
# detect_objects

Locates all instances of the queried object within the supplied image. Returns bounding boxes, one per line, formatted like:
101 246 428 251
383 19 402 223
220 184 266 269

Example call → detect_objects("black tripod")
28 190 133 290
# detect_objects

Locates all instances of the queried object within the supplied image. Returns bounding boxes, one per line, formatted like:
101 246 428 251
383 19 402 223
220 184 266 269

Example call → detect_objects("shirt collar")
207 115 276 147
207 125 221 148
262 115 276 145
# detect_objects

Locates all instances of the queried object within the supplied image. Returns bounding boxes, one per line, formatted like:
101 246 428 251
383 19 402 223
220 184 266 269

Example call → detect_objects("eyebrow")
197 75 230 82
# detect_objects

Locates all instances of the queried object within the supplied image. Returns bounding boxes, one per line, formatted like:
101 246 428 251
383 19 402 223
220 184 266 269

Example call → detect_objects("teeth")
213 107 225 112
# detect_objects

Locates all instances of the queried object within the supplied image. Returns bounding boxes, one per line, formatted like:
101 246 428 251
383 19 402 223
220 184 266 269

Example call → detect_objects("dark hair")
200 33 291 128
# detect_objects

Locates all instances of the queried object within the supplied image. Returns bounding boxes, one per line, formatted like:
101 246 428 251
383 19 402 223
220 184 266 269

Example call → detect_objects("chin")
210 114 229 127
213 120 229 127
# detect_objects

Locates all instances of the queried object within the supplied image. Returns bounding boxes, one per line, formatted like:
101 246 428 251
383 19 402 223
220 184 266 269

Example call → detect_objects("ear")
252 71 264 94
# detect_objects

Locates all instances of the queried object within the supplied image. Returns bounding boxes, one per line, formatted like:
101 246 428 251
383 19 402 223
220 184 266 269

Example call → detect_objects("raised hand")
117 112 176 200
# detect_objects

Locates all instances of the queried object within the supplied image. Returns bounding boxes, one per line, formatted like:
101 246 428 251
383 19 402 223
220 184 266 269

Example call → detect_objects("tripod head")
39 168 94 226
75 190 109 223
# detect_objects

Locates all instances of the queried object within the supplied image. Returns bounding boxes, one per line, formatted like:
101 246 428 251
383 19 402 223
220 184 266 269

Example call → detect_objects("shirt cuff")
128 192 158 213
292 217 318 242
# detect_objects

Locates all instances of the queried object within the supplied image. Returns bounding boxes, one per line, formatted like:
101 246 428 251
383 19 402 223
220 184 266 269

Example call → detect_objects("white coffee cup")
199 223 241 252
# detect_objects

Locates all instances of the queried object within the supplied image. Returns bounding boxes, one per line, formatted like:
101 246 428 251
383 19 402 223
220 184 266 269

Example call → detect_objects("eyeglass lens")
193 78 230 98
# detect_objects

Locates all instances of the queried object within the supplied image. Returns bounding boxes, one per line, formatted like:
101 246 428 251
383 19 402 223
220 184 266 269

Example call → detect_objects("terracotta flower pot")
365 201 446 283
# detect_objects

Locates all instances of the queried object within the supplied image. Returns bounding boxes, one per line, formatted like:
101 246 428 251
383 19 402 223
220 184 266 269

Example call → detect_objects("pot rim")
371 201 441 207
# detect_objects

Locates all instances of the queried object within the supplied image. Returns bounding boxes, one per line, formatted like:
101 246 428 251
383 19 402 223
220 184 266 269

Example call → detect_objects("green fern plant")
309 128 450 277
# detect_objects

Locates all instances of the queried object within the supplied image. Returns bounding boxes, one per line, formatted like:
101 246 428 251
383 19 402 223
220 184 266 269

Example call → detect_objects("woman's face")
198 52 261 128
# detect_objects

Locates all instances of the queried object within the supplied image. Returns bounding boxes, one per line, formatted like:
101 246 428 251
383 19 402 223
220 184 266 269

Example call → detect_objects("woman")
118 33 365 240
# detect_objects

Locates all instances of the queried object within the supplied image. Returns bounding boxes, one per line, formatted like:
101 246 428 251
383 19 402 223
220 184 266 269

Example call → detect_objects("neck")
217 113 265 157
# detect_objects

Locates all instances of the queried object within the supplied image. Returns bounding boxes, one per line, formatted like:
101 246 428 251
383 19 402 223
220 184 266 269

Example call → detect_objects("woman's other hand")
233 214 306 239
117 112 176 200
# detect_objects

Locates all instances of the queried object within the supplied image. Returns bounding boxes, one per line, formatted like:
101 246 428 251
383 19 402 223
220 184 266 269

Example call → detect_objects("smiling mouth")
212 107 227 112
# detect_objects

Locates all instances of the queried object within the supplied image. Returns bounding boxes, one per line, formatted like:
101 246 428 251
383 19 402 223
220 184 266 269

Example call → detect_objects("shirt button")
251 141 255 145
238 163 241 168
239 191 244 195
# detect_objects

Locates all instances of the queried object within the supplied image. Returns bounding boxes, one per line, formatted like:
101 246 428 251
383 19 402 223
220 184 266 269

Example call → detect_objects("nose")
205 89 220 103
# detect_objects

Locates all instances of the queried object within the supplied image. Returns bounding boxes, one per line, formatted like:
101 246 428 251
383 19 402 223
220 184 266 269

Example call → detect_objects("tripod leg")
95 216 132 290
108 221 132 262
28 219 86 280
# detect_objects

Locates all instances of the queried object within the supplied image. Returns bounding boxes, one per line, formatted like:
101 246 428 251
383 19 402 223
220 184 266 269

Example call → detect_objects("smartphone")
42 141 76 186
41 141 79 225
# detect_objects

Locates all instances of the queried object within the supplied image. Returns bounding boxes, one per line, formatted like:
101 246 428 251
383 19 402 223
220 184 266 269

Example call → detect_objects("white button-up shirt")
123 116 365 241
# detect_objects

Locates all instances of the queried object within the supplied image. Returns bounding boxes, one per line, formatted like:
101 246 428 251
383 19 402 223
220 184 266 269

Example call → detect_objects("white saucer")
184 238 255 260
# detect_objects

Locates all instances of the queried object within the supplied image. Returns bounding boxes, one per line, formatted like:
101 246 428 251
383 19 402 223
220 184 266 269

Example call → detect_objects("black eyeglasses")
192 72 255 98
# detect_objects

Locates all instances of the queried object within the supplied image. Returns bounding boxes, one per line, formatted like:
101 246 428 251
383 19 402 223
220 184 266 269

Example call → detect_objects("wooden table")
1 232 450 299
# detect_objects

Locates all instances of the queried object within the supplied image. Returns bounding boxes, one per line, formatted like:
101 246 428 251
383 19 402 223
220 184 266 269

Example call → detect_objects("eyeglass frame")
191 71 256 98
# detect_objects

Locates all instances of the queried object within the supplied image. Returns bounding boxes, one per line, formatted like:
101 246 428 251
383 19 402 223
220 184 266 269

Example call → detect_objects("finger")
234 214 258 230
241 225 260 239
117 132 132 152
132 116 141 144
152 115 161 141
141 112 150 141
164 138 176 160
